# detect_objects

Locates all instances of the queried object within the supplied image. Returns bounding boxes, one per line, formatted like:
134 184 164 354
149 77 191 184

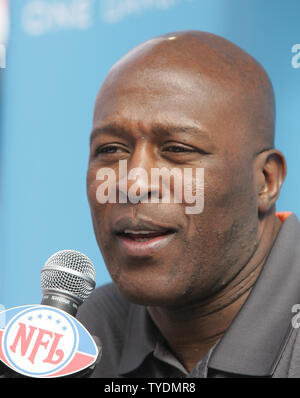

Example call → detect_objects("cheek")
177 168 204 216
87 165 115 209
183 162 258 267
87 168 110 245
203 157 256 217
86 166 97 203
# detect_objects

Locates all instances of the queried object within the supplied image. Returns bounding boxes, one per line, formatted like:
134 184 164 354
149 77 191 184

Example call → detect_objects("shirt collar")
208 213 300 376
118 302 159 375
118 213 300 377
118 302 190 376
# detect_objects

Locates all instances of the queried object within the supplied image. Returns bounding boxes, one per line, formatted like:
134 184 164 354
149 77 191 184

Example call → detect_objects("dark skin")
87 31 287 372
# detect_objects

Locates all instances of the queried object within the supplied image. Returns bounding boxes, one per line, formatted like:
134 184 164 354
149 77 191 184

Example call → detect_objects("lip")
117 233 176 257
113 216 177 234
112 216 178 257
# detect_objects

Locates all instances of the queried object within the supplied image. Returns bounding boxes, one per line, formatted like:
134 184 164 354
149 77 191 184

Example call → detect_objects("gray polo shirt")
76 213 300 378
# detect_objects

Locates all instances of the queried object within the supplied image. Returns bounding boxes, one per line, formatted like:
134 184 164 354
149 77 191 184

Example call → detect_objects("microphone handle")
41 290 81 317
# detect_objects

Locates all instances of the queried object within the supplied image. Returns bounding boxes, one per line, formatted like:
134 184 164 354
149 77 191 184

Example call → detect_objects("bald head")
88 30 286 309
97 31 275 154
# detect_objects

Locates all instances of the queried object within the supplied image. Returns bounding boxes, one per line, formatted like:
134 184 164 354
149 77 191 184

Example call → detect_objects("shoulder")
76 282 130 335
76 283 132 377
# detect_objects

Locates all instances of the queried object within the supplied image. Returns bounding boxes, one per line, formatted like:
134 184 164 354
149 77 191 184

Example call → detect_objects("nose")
117 141 161 204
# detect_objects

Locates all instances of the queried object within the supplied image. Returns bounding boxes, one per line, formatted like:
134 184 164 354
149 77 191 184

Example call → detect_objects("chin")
114 278 192 308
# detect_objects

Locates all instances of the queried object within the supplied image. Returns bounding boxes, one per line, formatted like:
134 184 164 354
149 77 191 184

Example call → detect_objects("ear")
254 149 287 217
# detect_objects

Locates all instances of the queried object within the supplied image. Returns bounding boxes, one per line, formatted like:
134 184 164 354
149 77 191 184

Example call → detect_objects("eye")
94 144 129 157
162 144 197 153
97 146 118 154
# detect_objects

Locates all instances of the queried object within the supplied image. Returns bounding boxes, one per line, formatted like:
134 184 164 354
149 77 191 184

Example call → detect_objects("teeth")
123 229 158 235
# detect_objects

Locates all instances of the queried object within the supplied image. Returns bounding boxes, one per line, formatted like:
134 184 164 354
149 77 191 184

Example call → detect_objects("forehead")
92 57 254 157
100 70 241 126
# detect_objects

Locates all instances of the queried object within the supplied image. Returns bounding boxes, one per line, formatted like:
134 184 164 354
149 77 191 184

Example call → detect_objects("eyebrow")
152 123 211 140
90 121 212 144
90 123 130 144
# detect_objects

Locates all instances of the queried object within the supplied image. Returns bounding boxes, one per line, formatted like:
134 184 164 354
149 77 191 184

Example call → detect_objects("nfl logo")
0 305 99 378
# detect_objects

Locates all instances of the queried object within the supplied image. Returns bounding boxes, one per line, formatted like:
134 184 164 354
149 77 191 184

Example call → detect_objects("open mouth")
116 229 174 242
113 218 178 257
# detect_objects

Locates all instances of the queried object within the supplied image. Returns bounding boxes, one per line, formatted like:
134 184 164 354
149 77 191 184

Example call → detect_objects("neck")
147 213 282 373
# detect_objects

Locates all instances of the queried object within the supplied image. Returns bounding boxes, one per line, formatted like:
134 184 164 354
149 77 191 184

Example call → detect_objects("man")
77 31 300 378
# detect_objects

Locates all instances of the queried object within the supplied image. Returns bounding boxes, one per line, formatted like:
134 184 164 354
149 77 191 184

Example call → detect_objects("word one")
22 0 93 36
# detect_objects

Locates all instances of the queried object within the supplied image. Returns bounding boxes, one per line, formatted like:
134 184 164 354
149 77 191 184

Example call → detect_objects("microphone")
41 250 96 316
0 250 101 378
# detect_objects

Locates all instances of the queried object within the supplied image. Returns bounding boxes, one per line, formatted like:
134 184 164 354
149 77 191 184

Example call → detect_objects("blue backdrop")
1 0 300 308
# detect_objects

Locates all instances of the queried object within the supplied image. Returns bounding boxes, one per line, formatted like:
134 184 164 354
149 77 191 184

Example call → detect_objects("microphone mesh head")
41 250 96 303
